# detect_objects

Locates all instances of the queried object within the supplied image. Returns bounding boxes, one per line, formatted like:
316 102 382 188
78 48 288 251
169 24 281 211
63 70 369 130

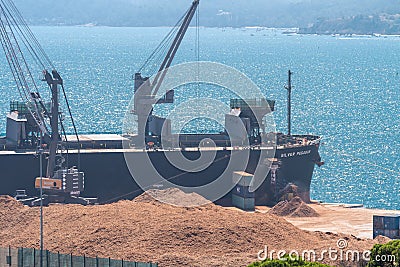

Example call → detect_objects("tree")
368 240 400 267
247 255 333 267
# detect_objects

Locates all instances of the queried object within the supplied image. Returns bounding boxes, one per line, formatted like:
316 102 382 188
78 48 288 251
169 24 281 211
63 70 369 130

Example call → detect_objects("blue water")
0 27 399 210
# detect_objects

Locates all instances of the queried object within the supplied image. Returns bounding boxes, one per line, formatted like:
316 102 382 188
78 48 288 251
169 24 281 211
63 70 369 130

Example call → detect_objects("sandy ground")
257 203 400 239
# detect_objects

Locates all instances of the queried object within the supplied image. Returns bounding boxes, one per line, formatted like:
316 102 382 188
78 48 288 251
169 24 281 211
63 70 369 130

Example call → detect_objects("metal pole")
39 132 43 267
46 82 59 178
285 70 293 136
7 245 11 266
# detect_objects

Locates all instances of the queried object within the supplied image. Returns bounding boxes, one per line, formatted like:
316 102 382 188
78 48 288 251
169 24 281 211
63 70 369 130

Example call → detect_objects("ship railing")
279 136 321 148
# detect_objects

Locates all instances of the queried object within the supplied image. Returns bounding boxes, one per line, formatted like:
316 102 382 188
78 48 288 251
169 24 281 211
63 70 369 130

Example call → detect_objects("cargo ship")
0 0 323 206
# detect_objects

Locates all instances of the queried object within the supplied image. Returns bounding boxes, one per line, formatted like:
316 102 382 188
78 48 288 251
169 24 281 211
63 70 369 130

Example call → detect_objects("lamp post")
39 133 44 267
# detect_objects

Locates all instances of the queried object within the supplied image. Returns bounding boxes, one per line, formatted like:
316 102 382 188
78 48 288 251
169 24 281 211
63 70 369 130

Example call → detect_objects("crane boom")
133 0 199 144
0 3 50 139
0 0 87 205
152 0 199 96
0 3 61 176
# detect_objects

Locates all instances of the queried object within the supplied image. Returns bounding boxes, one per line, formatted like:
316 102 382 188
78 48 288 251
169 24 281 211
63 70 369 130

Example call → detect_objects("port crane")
132 0 274 148
133 0 200 147
0 0 88 205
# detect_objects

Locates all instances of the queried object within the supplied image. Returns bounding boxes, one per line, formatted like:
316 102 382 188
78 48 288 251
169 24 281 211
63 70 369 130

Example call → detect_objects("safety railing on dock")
0 247 158 267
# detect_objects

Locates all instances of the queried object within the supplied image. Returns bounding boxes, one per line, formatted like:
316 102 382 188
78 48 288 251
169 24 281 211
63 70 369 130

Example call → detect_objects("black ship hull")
0 134 321 205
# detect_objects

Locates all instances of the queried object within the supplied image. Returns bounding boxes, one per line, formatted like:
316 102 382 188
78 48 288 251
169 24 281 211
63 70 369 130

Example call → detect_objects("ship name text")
280 150 311 158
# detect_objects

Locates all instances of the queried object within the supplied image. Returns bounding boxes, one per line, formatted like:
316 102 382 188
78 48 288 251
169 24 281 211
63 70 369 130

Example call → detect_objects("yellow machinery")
35 178 62 190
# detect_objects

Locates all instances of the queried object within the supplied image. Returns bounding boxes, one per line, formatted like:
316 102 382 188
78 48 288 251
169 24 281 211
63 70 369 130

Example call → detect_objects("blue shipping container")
232 171 254 187
373 216 384 229
232 194 255 211
383 215 400 230
232 184 255 198
373 215 400 239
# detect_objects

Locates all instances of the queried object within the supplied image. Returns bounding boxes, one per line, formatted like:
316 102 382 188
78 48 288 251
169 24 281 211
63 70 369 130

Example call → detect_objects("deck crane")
133 0 199 147
0 0 87 205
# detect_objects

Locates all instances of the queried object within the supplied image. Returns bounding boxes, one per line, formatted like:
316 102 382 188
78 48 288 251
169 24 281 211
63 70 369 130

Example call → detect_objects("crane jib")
133 0 200 142
0 0 84 199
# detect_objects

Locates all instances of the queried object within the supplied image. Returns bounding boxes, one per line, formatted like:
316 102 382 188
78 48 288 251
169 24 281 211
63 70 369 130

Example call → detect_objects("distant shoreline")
27 24 400 36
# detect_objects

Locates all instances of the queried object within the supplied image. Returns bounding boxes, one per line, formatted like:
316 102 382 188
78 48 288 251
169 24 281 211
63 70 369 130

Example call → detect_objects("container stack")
373 215 400 239
232 171 255 211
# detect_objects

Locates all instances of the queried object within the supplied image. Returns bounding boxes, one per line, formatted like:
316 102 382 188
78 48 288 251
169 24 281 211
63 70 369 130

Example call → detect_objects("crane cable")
1 0 53 69
1 0 81 168
1 0 47 70
143 22 181 76
0 3 48 134
0 0 48 133
139 11 186 73
138 5 190 76
195 5 200 95
151 25 181 75
60 83 81 170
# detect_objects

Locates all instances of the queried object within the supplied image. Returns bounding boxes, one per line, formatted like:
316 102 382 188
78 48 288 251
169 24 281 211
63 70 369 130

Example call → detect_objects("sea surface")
0 27 399 210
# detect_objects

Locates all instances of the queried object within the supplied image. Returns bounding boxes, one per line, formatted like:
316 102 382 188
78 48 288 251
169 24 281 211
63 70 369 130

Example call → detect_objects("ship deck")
0 133 321 154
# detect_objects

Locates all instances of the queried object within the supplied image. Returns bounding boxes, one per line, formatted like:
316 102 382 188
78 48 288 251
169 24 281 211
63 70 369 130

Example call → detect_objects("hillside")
12 0 400 28
299 14 400 35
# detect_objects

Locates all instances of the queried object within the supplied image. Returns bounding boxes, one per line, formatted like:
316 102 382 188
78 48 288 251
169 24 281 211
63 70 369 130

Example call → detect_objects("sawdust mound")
374 235 392 243
268 200 292 216
0 190 376 267
269 197 319 217
133 188 212 207
291 203 320 217
0 195 24 212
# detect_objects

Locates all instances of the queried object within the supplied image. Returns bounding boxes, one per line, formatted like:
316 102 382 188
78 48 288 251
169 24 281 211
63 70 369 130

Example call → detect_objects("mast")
285 70 293 136
44 71 62 178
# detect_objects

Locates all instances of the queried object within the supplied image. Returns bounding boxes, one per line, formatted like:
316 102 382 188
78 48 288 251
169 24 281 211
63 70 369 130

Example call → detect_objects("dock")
256 203 400 239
